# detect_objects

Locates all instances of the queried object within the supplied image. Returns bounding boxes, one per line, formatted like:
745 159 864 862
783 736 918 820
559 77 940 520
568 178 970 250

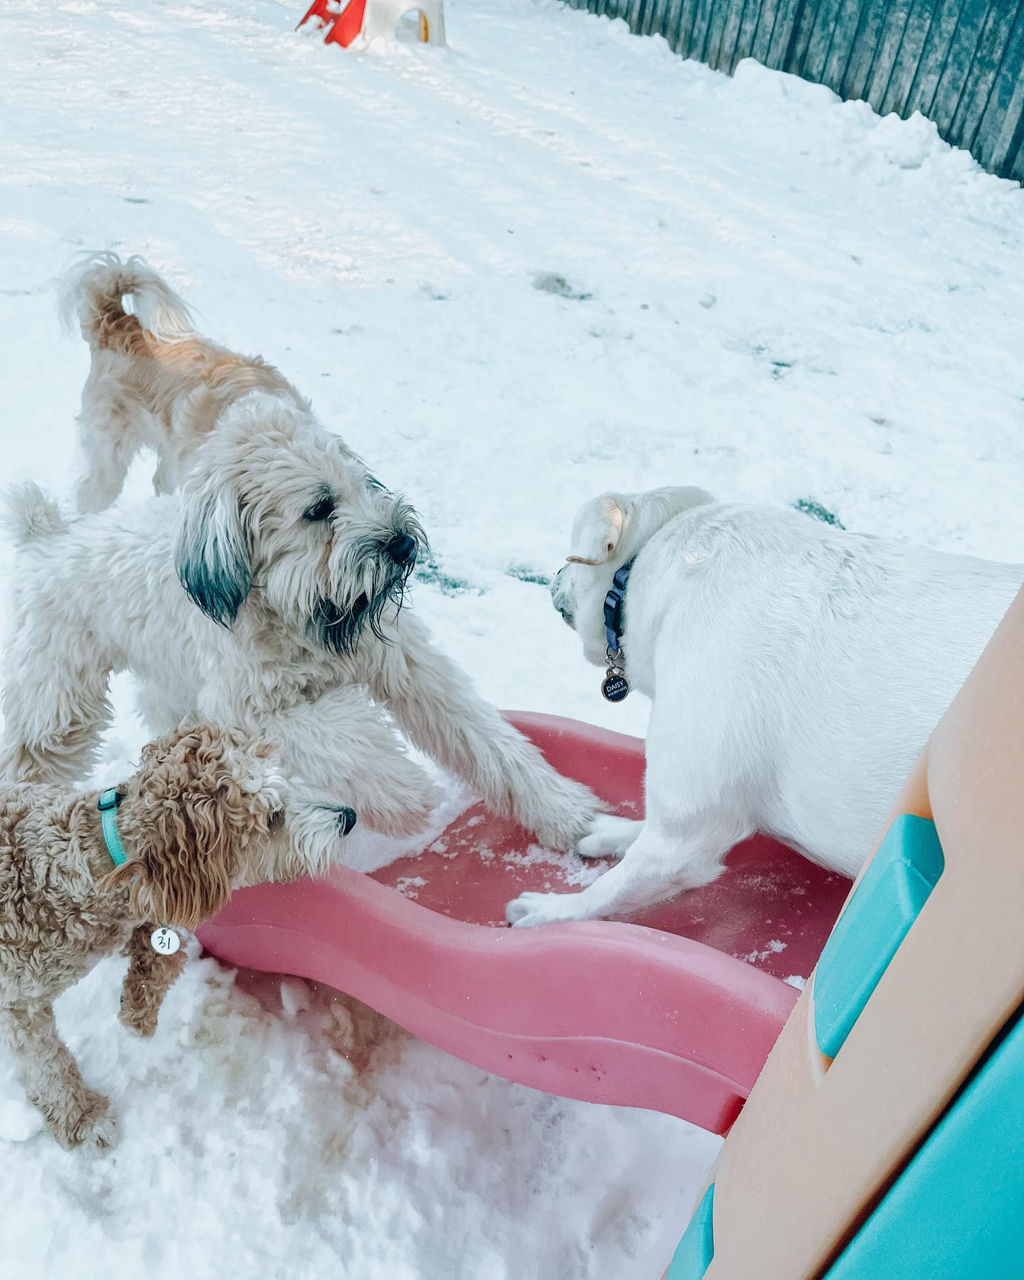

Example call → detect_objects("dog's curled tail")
58 250 194 351
0 482 68 545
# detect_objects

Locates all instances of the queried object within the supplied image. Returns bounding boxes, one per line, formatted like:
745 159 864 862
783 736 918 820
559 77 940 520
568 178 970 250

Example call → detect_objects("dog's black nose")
386 533 417 565
335 807 357 836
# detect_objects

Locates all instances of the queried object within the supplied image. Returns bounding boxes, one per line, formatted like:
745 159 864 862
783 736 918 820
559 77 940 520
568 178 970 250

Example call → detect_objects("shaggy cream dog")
507 486 1022 926
0 721 355 1151
1 458 598 855
29 253 599 852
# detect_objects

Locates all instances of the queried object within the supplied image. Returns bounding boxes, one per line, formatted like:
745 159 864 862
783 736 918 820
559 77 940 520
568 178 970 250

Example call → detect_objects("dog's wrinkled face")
551 486 716 667
550 494 631 668
175 394 425 655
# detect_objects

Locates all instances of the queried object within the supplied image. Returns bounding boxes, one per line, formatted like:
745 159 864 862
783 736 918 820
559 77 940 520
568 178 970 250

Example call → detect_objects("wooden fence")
565 0 1024 183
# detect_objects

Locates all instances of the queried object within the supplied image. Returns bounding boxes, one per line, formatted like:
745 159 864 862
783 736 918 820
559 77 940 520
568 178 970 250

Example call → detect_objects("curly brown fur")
60 251 308 512
0 722 333 1152
119 924 187 1038
101 725 285 930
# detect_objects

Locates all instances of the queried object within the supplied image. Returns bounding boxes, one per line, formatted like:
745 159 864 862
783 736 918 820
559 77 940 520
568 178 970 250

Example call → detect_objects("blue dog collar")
97 788 129 867
601 559 634 703
603 559 634 657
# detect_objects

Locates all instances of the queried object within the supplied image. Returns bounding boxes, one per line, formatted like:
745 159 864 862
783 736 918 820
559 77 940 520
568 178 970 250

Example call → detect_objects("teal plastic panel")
825 1008 1024 1279
667 1183 715 1280
814 816 944 1059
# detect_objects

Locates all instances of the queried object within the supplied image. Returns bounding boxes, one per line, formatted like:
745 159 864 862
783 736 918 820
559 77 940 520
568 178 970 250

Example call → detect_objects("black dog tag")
602 671 630 702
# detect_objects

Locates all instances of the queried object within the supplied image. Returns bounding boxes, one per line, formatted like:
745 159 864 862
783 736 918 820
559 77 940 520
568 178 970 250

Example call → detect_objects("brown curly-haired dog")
0 722 356 1151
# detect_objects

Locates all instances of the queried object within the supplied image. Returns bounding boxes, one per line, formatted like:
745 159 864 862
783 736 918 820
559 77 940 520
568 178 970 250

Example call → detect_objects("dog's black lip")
314 587 399 656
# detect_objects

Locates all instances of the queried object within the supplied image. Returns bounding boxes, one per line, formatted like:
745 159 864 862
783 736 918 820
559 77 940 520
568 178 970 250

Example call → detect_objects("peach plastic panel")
700 587 1024 1279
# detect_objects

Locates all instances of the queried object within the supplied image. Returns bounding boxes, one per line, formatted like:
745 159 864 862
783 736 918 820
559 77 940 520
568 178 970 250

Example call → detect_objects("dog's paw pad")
504 894 535 925
575 815 639 860
80 1110 118 1153
119 1007 158 1038
574 834 608 860
505 892 574 928
56 1094 118 1153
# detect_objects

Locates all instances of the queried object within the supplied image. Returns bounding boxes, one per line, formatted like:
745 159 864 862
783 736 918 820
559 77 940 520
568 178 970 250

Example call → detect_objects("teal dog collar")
97 788 179 955
97 788 129 867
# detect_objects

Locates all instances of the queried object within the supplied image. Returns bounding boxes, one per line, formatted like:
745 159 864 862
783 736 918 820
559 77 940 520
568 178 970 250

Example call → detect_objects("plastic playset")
199 586 1024 1278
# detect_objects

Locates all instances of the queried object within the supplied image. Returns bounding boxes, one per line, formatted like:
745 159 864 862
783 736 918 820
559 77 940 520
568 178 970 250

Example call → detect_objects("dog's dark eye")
303 492 335 523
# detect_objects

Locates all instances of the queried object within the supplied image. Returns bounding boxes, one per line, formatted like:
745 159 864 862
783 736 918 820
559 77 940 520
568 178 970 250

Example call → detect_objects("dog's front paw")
359 781 439 839
119 992 161 1038
50 1089 118 1153
282 800 361 877
532 779 606 853
120 999 158 1039
505 891 584 928
575 814 642 861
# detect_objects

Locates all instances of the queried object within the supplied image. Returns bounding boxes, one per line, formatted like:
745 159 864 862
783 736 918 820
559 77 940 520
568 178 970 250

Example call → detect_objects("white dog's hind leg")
576 814 643 860
75 410 140 514
369 616 603 850
152 447 179 497
0 663 114 784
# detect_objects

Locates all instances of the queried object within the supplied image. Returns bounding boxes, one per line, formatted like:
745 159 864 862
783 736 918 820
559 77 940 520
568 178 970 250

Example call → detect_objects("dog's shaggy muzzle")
314 510 426 656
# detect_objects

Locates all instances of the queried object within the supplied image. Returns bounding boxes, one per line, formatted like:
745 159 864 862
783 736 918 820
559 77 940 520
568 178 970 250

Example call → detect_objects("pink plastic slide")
197 713 851 1135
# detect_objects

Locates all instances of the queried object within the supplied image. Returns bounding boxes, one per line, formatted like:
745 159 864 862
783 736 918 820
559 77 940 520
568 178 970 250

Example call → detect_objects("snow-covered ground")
2 0 1024 1276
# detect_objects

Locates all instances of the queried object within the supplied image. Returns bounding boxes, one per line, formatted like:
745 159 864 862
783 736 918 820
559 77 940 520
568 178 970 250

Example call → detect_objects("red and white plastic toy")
298 0 445 49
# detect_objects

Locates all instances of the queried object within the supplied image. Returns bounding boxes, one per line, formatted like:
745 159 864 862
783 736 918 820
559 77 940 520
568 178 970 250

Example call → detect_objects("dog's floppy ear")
99 728 255 930
569 487 715 565
175 482 252 627
568 494 630 566
102 826 235 933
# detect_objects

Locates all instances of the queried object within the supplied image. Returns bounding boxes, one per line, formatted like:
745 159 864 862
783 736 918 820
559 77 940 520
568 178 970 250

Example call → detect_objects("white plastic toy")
298 0 445 49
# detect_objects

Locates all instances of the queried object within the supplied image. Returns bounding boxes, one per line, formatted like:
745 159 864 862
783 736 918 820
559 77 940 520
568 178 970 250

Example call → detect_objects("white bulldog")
507 486 1021 926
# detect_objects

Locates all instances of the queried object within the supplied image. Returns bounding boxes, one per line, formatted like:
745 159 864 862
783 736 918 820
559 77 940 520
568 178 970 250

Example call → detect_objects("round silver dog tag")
150 927 181 956
602 672 630 702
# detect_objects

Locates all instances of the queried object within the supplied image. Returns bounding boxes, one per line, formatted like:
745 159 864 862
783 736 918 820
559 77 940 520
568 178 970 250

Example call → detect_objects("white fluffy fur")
59 250 305 512
506 486 1022 926
0 397 599 858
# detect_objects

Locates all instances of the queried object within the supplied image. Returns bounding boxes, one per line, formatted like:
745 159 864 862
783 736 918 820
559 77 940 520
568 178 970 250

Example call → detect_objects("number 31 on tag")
150 927 181 956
